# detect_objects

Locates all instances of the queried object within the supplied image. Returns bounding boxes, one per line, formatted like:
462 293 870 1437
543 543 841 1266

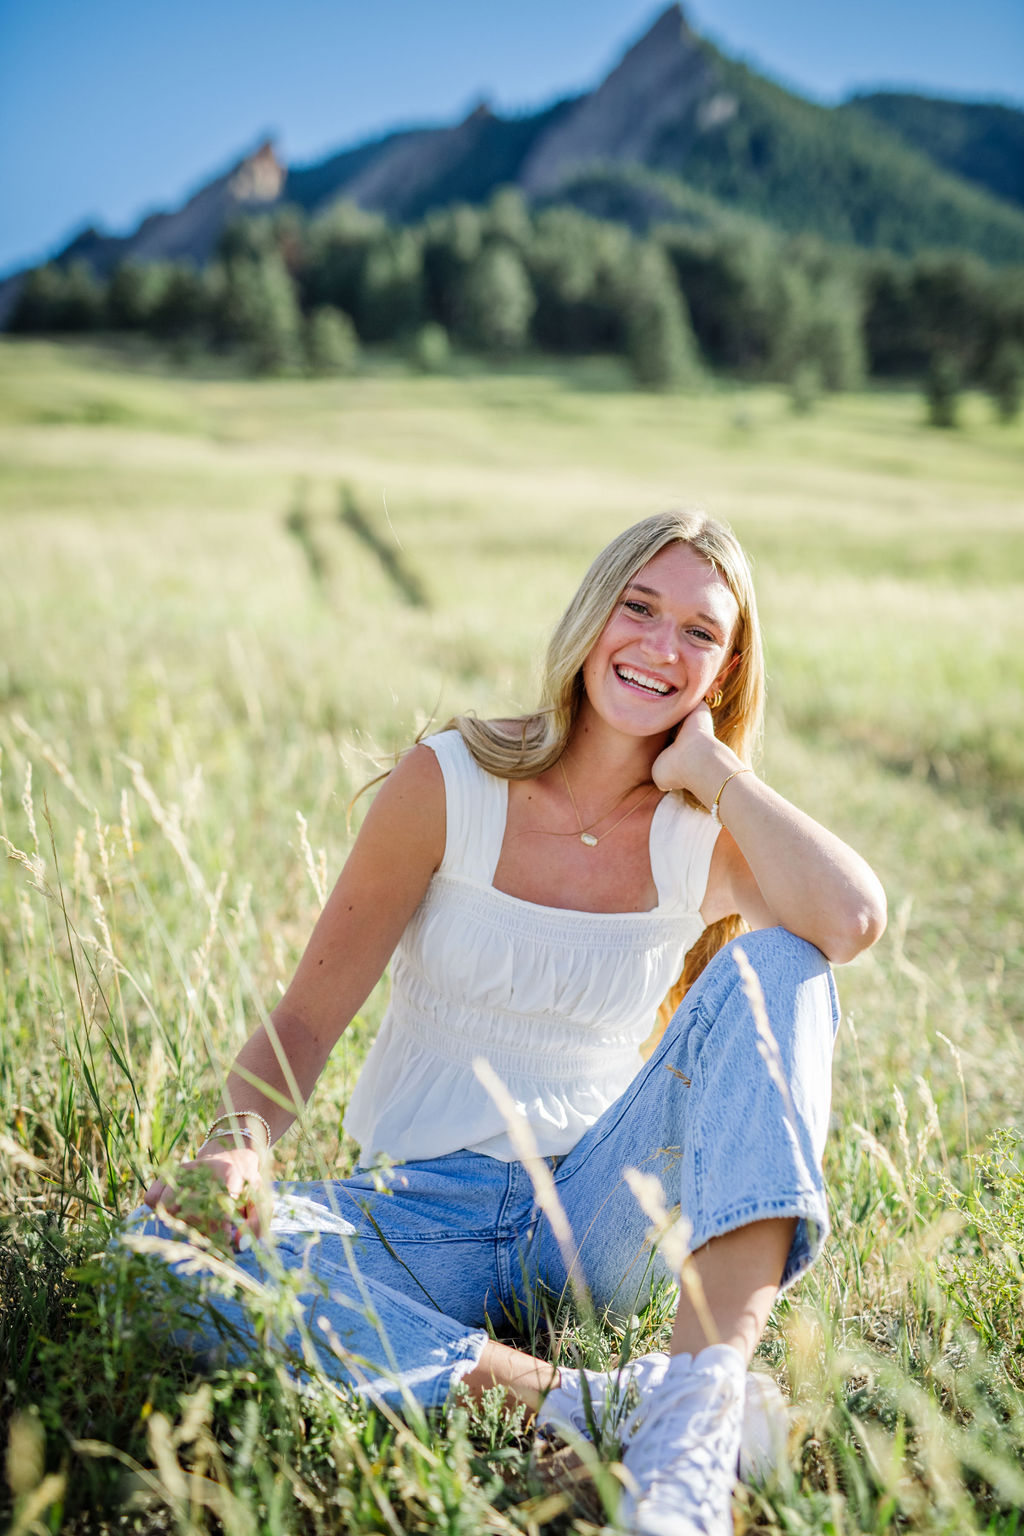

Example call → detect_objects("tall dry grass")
1 338 1023 1532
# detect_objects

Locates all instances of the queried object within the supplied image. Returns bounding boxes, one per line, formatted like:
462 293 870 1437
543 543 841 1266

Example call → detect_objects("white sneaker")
737 1370 790 1485
536 1352 790 1484
536 1351 672 1450
618 1342 746 1536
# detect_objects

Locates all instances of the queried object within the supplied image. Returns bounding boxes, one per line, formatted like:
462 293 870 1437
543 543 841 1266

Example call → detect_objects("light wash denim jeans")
120 927 839 1411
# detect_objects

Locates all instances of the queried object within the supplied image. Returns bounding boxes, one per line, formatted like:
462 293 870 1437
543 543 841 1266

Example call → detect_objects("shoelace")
538 1355 670 1449
628 1368 744 1524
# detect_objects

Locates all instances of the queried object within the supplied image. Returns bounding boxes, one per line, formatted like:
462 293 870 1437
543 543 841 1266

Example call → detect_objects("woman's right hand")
135 744 446 1253
143 1144 267 1247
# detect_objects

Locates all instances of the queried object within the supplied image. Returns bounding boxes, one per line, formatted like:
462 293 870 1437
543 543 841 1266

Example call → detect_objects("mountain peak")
31 2 1024 288
643 4 693 42
517 1 713 195
45 138 289 279
226 139 286 204
461 99 495 126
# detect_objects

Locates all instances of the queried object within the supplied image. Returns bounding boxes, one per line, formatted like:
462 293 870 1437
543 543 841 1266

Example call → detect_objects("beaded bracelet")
196 1128 267 1159
203 1110 272 1151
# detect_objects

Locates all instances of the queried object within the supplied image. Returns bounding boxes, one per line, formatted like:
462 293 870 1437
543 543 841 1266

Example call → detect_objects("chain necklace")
558 758 659 848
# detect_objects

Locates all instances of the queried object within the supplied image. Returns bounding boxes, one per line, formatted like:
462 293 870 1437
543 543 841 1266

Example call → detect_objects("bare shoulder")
354 742 446 872
377 740 445 805
274 743 446 1043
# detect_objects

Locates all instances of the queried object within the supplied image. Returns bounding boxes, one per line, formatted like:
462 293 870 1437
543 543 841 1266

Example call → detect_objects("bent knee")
726 925 830 977
688 926 839 1035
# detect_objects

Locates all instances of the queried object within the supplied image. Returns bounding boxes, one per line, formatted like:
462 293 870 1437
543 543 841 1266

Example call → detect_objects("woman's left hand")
657 702 887 964
651 699 736 800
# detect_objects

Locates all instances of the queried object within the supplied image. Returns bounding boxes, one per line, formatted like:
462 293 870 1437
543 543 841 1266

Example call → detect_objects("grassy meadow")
2 335 1024 1534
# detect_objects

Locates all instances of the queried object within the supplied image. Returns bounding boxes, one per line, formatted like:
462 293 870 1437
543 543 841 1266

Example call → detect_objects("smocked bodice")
343 730 720 1162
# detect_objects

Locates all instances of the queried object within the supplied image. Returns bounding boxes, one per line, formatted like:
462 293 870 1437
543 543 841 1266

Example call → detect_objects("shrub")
410 321 451 373
306 306 359 375
925 353 961 428
790 359 823 414
987 340 1023 423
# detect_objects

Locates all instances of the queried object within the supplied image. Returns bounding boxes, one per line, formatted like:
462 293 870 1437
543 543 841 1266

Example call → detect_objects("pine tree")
421 205 483 330
803 276 866 390
773 270 865 391
925 354 961 428
304 202 387 315
660 229 781 373
148 264 208 341
354 231 423 342
7 265 66 332
59 261 105 331
410 322 451 373
987 340 1023 423
306 307 360 375
455 245 535 354
527 207 631 354
623 244 701 390
106 261 170 330
217 253 303 373
485 188 532 249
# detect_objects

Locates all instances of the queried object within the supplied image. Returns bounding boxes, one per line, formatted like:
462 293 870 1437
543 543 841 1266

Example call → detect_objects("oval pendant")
580 832 599 847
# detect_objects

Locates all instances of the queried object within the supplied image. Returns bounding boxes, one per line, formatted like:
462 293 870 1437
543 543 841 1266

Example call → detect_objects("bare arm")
653 706 886 963
143 744 446 1228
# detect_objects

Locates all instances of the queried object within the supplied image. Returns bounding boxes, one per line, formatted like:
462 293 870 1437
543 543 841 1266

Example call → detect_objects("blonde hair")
445 510 766 1011
448 510 763 790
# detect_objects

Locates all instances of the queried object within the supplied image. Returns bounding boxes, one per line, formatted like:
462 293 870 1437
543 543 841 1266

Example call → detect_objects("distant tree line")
8 189 1024 412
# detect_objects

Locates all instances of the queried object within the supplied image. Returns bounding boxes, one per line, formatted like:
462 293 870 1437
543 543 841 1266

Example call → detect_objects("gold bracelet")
205 1110 272 1150
196 1127 265 1156
710 766 753 824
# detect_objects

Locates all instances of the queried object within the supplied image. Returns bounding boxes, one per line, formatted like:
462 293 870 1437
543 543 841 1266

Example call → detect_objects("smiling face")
580 541 740 742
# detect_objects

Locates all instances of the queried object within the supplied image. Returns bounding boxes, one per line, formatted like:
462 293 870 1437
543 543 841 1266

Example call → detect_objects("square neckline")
485 778 674 919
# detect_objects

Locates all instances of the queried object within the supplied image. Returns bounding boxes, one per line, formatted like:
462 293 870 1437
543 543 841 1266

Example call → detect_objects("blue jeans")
121 928 839 1411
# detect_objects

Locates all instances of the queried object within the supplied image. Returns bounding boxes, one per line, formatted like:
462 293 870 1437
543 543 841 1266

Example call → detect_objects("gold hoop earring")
704 689 724 710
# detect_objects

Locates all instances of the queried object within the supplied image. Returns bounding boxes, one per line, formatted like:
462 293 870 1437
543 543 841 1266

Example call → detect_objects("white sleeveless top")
343 730 721 1164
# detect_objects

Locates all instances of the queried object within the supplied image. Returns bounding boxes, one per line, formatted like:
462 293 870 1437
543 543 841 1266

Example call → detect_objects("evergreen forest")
8 191 1024 410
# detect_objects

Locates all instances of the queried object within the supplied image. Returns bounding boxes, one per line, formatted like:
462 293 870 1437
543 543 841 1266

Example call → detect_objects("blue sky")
1 0 1022 276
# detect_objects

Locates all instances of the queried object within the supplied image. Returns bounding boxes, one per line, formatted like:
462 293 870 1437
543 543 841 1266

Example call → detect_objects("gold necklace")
558 758 659 848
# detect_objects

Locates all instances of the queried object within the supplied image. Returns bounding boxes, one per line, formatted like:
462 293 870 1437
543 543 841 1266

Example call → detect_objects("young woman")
138 511 886 1535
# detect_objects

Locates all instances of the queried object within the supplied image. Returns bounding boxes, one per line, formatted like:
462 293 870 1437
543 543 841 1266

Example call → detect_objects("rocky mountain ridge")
55 140 287 277
12 4 1024 294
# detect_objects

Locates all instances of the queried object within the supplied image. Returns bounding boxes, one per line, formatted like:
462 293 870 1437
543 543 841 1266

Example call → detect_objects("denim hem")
688 1192 829 1292
444 1336 489 1404
359 1328 490 1413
